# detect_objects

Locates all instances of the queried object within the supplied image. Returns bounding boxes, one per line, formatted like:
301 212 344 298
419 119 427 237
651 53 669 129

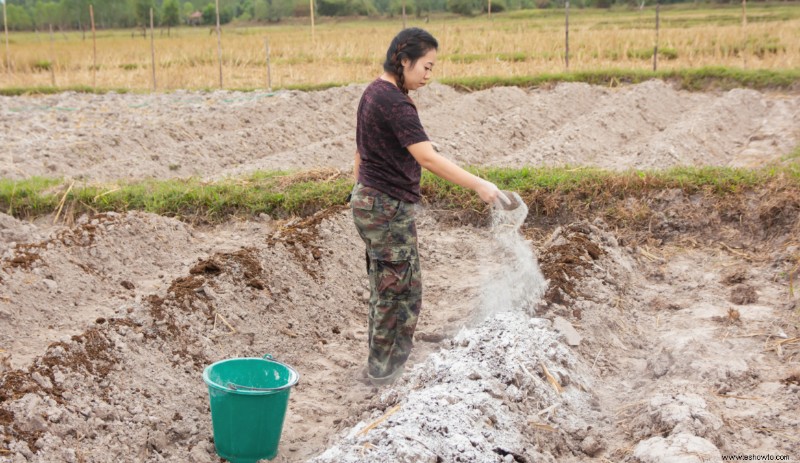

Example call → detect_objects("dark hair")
383 28 438 95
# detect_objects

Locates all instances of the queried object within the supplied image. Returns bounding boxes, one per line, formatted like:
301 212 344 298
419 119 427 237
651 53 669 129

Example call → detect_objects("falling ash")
478 191 547 319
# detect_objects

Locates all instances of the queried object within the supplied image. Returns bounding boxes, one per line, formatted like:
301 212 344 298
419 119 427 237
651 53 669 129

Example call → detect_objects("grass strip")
0 86 133 96
439 67 800 92
0 83 349 96
0 173 354 222
1 163 798 223
3 67 798 96
421 164 799 211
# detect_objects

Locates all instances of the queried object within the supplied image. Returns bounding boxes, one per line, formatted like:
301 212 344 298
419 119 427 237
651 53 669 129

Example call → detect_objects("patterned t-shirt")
356 78 430 203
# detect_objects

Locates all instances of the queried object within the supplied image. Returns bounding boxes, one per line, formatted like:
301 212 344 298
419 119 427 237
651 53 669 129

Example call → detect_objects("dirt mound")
0 86 363 181
1 82 798 183
425 80 800 170
0 212 200 368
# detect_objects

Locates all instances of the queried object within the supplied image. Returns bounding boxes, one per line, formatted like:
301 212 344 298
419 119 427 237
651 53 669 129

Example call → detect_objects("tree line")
0 0 753 31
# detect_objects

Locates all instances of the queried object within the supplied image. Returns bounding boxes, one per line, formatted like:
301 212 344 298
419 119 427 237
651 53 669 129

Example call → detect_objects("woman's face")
402 48 437 91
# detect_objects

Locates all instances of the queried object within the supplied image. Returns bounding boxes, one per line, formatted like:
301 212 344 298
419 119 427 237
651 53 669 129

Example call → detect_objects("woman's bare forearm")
407 141 505 204
354 151 361 181
407 141 481 190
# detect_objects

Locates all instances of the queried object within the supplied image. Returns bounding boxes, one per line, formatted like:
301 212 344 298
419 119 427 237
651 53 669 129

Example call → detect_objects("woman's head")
383 28 438 94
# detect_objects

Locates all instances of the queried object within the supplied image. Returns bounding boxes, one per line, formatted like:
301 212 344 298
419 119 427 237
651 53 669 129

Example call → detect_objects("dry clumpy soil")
0 81 799 463
1 80 799 180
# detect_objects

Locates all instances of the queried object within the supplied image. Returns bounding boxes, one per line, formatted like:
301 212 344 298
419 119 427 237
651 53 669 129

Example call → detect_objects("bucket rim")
203 357 300 395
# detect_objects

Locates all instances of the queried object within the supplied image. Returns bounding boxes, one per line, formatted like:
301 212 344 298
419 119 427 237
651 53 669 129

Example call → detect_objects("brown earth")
0 81 799 463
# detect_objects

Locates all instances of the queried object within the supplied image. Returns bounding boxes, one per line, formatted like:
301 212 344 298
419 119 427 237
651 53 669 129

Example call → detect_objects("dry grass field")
0 3 798 91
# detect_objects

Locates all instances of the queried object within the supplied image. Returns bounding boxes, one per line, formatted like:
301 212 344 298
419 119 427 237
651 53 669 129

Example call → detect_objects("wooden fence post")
310 0 316 41
3 0 9 73
49 24 56 86
741 0 747 68
653 3 660 72
90 4 97 88
215 0 223 88
150 8 157 90
265 37 272 91
565 0 570 71
742 0 747 26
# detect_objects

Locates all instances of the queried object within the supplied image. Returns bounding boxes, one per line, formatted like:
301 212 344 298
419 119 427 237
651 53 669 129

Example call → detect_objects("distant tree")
182 1 196 19
237 0 255 18
201 2 234 23
357 0 379 15
388 0 414 16
34 2 62 30
202 3 214 23
429 0 447 11
415 0 431 18
254 0 292 21
291 0 312 17
134 0 157 36
372 0 390 12
4 4 34 30
254 0 267 18
60 0 90 30
483 0 505 11
221 5 235 21
102 0 139 28
218 0 239 11
316 0 376 15
314 0 337 15
162 0 181 33
447 0 479 15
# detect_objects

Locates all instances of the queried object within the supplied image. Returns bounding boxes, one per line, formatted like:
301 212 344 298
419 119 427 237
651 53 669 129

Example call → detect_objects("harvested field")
2 4 799 90
0 80 799 463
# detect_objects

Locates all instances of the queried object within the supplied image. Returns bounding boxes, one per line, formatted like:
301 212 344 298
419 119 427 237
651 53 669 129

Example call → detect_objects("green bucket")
203 355 300 463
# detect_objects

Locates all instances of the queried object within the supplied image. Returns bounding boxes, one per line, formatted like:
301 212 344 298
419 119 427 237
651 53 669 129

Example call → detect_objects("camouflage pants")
351 184 422 380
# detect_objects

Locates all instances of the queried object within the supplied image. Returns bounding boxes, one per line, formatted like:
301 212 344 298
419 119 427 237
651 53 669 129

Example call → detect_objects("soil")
1 81 799 463
2 80 799 181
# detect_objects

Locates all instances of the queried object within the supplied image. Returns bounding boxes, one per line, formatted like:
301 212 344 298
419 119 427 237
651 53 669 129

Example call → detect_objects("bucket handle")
225 382 278 392
223 354 293 391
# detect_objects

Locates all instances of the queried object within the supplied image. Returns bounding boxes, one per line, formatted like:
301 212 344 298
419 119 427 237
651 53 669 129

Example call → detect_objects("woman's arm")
407 141 506 205
354 151 361 181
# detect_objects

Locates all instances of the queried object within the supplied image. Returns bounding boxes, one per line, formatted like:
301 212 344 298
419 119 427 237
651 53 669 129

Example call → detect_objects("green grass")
2 66 797 96
0 85 131 96
422 164 795 210
507 3 800 27
0 82 347 95
31 60 53 72
0 172 355 222
2 164 798 223
0 177 64 216
626 47 679 61
443 52 530 63
440 67 800 91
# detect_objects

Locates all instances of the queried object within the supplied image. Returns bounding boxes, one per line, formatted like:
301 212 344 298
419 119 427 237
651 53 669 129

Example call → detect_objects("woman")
352 27 508 386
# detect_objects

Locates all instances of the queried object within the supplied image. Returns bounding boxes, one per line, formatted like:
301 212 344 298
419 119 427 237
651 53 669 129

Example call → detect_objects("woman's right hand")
475 179 510 206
